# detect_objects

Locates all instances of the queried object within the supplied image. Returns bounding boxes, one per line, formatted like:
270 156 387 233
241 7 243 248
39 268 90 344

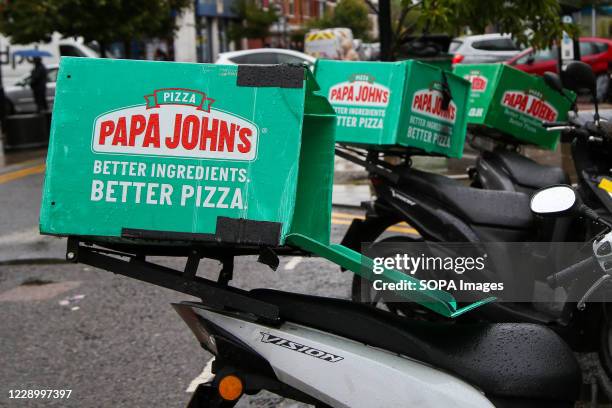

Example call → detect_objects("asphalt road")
0 166 417 407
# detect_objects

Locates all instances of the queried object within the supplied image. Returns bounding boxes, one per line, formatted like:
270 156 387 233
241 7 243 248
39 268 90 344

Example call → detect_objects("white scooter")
173 186 612 408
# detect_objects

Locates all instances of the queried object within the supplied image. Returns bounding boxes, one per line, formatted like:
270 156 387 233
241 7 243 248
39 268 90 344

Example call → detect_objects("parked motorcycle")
467 71 577 194
177 296 581 407
468 64 605 199
337 61 612 397
176 184 612 407
176 200 605 406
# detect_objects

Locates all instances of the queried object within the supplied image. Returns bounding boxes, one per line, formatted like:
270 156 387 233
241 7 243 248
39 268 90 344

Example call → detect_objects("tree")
308 0 372 40
0 0 191 57
330 0 372 40
228 0 278 44
372 0 578 59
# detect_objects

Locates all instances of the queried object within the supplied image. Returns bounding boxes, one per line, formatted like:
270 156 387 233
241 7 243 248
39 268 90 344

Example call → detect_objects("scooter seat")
485 150 569 191
397 167 533 229
251 289 580 404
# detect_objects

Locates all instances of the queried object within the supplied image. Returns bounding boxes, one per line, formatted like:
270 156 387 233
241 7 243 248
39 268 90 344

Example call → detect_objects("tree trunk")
378 0 392 61
99 41 107 58
123 40 132 59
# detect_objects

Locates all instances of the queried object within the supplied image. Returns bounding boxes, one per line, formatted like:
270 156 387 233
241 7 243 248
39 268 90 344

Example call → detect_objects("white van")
304 28 356 60
0 32 99 86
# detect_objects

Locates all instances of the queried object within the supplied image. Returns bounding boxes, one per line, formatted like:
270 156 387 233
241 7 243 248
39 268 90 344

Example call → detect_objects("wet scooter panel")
249 289 580 403
181 300 494 408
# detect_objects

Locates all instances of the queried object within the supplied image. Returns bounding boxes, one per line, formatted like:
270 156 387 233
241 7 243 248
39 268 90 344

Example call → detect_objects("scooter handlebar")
542 121 570 128
547 256 597 288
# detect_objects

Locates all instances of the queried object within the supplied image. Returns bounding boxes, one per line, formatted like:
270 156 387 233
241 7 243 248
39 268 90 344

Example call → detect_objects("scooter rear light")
218 375 244 401
452 54 464 65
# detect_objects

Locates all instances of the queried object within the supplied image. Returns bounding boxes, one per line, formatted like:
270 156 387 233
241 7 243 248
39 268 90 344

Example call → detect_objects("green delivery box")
314 59 470 158
453 64 575 150
40 58 336 247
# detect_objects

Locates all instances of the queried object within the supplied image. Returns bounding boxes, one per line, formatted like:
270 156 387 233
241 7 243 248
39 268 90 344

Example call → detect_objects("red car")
506 37 612 101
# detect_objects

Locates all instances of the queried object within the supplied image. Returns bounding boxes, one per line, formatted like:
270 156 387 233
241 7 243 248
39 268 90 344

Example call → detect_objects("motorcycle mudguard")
286 233 495 318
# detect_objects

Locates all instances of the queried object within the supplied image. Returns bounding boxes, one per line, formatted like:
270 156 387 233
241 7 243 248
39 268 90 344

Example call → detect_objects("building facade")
174 0 378 61
174 0 239 63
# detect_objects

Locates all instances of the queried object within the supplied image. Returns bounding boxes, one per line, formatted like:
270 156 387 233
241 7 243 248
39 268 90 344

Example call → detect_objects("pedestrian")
30 57 48 112
154 48 169 61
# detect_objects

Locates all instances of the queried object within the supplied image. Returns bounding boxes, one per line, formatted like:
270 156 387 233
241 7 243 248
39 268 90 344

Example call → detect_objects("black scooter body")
474 148 569 193
339 134 612 351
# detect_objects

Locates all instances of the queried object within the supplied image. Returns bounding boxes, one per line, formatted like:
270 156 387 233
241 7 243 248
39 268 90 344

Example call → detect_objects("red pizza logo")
411 89 457 123
501 90 558 122
328 80 390 107
93 89 258 161
463 74 488 92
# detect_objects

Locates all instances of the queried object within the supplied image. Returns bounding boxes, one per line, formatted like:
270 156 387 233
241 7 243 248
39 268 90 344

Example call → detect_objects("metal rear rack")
334 144 447 185
65 237 283 324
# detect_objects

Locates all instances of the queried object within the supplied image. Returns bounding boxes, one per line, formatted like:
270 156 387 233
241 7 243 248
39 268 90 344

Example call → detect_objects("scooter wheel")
351 236 447 321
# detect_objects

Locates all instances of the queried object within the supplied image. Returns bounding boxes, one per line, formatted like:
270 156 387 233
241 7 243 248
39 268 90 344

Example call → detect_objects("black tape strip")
237 64 304 88
122 228 216 242
215 217 282 246
121 217 282 247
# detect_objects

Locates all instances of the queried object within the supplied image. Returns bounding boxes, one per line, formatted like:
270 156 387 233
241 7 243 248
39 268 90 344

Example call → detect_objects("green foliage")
0 0 191 53
228 0 278 42
421 0 575 48
331 0 372 39
308 0 372 40
392 0 577 53
0 0 58 43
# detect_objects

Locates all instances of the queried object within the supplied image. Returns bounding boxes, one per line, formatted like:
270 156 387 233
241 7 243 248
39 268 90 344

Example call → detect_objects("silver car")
449 34 520 65
4 64 58 114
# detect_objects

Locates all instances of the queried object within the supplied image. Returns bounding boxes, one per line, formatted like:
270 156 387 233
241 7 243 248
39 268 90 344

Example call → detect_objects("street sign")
559 15 580 72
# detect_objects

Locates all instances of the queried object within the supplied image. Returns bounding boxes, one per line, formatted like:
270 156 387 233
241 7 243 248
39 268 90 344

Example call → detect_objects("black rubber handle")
599 121 612 139
547 257 596 288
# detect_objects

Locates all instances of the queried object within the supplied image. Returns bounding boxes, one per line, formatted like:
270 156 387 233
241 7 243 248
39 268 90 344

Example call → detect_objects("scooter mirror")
530 185 578 217
543 72 564 94
562 61 596 96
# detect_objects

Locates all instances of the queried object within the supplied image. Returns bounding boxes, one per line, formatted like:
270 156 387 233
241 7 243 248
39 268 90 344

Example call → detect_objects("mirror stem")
593 95 600 126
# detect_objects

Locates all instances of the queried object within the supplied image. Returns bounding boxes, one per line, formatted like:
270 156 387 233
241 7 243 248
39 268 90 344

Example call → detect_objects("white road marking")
186 358 215 393
284 256 303 270
0 281 81 302
0 226 42 246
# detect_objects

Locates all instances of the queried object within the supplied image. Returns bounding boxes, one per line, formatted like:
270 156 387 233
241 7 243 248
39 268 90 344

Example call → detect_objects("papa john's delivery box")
452 64 575 150
314 59 471 158
39 58 336 248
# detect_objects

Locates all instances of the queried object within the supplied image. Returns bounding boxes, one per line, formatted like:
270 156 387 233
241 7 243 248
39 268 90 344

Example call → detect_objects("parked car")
0 32 98 86
5 64 58 114
506 37 612 101
216 48 316 68
449 33 521 65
